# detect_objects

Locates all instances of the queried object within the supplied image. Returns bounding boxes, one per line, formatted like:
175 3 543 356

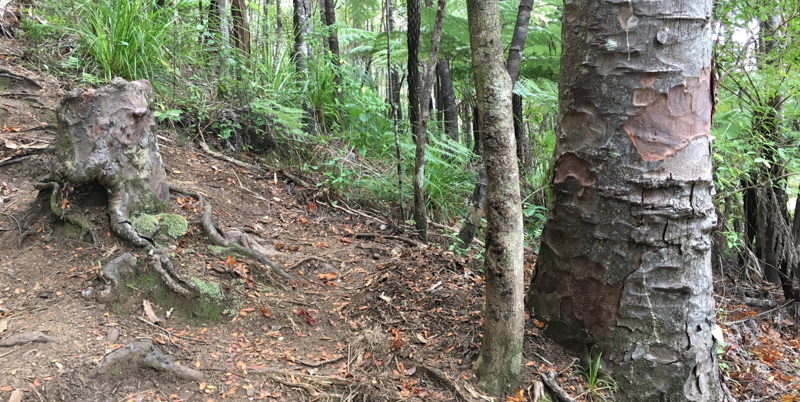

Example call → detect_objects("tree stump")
55 78 170 221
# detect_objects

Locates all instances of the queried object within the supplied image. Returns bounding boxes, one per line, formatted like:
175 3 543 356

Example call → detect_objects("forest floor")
1 32 800 402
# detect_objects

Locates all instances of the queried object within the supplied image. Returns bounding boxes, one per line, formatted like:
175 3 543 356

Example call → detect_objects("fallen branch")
427 220 485 248
137 317 208 344
198 140 277 174
355 233 425 249
540 370 577 402
318 197 386 225
247 368 354 386
295 355 345 368
416 365 472 402
263 372 343 400
285 256 332 271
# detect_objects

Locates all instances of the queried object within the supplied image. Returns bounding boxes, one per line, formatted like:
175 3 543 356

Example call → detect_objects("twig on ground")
247 367 354 386
318 197 386 225
355 233 425 248
295 355 345 368
280 169 313 188
531 350 554 366
136 317 208 344
231 169 267 201
198 140 277 173
726 300 794 324
286 256 332 271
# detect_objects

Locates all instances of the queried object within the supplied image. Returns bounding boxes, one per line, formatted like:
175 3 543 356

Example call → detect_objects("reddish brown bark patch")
624 69 712 162
560 276 620 339
554 152 598 186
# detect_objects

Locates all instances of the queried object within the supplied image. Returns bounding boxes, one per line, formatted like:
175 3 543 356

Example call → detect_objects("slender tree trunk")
455 0 531 249
466 0 524 394
275 0 283 65
217 0 231 74
407 0 421 141
230 0 251 56
437 59 458 143
463 102 472 149
472 104 481 155
512 93 531 170
525 0 722 398
387 0 405 221
291 0 310 71
413 0 446 243
324 0 346 126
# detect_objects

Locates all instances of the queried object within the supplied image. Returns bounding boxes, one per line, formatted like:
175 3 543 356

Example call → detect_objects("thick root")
107 191 198 298
92 340 203 382
31 181 98 246
169 185 294 281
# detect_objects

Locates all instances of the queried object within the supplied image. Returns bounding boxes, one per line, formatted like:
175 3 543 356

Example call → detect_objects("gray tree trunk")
455 0 531 249
412 0 446 243
466 0 524 395
323 0 346 126
525 0 722 399
275 0 283 66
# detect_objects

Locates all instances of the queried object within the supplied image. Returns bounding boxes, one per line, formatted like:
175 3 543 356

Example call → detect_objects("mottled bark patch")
624 68 712 162
554 152 598 186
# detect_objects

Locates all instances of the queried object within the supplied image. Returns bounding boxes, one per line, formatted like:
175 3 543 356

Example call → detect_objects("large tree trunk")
466 0 524 394
437 59 458 143
406 0 421 141
217 0 231 73
412 0 446 243
525 0 722 399
230 0 251 56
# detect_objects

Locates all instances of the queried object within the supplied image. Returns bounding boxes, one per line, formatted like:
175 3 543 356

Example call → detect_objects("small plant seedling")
575 352 618 401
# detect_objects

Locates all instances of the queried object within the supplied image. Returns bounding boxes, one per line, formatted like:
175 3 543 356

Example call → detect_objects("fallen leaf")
0 319 7 334
8 389 21 402
143 300 161 323
261 307 271 318
0 387 12 392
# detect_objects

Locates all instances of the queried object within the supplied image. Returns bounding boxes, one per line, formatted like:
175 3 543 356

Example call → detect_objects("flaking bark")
525 0 722 399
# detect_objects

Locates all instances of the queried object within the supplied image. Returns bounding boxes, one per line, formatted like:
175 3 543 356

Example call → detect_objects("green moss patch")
131 213 188 240
111 272 226 326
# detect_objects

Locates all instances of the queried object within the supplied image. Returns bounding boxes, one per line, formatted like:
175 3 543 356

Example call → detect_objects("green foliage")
66 0 188 85
575 353 618 402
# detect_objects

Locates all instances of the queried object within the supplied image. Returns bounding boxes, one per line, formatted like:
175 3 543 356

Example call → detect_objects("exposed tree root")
0 331 57 347
32 181 98 246
416 365 472 402
92 340 203 382
104 185 198 298
169 185 294 281
540 371 577 402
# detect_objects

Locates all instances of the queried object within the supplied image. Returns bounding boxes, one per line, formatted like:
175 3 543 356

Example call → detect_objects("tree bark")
412 0 446 243
230 0 251 56
463 102 472 149
437 59 458 143
455 0 532 249
466 0 524 394
407 0 421 141
217 0 231 74
292 0 310 71
525 0 722 399
323 0 346 126
387 0 405 220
